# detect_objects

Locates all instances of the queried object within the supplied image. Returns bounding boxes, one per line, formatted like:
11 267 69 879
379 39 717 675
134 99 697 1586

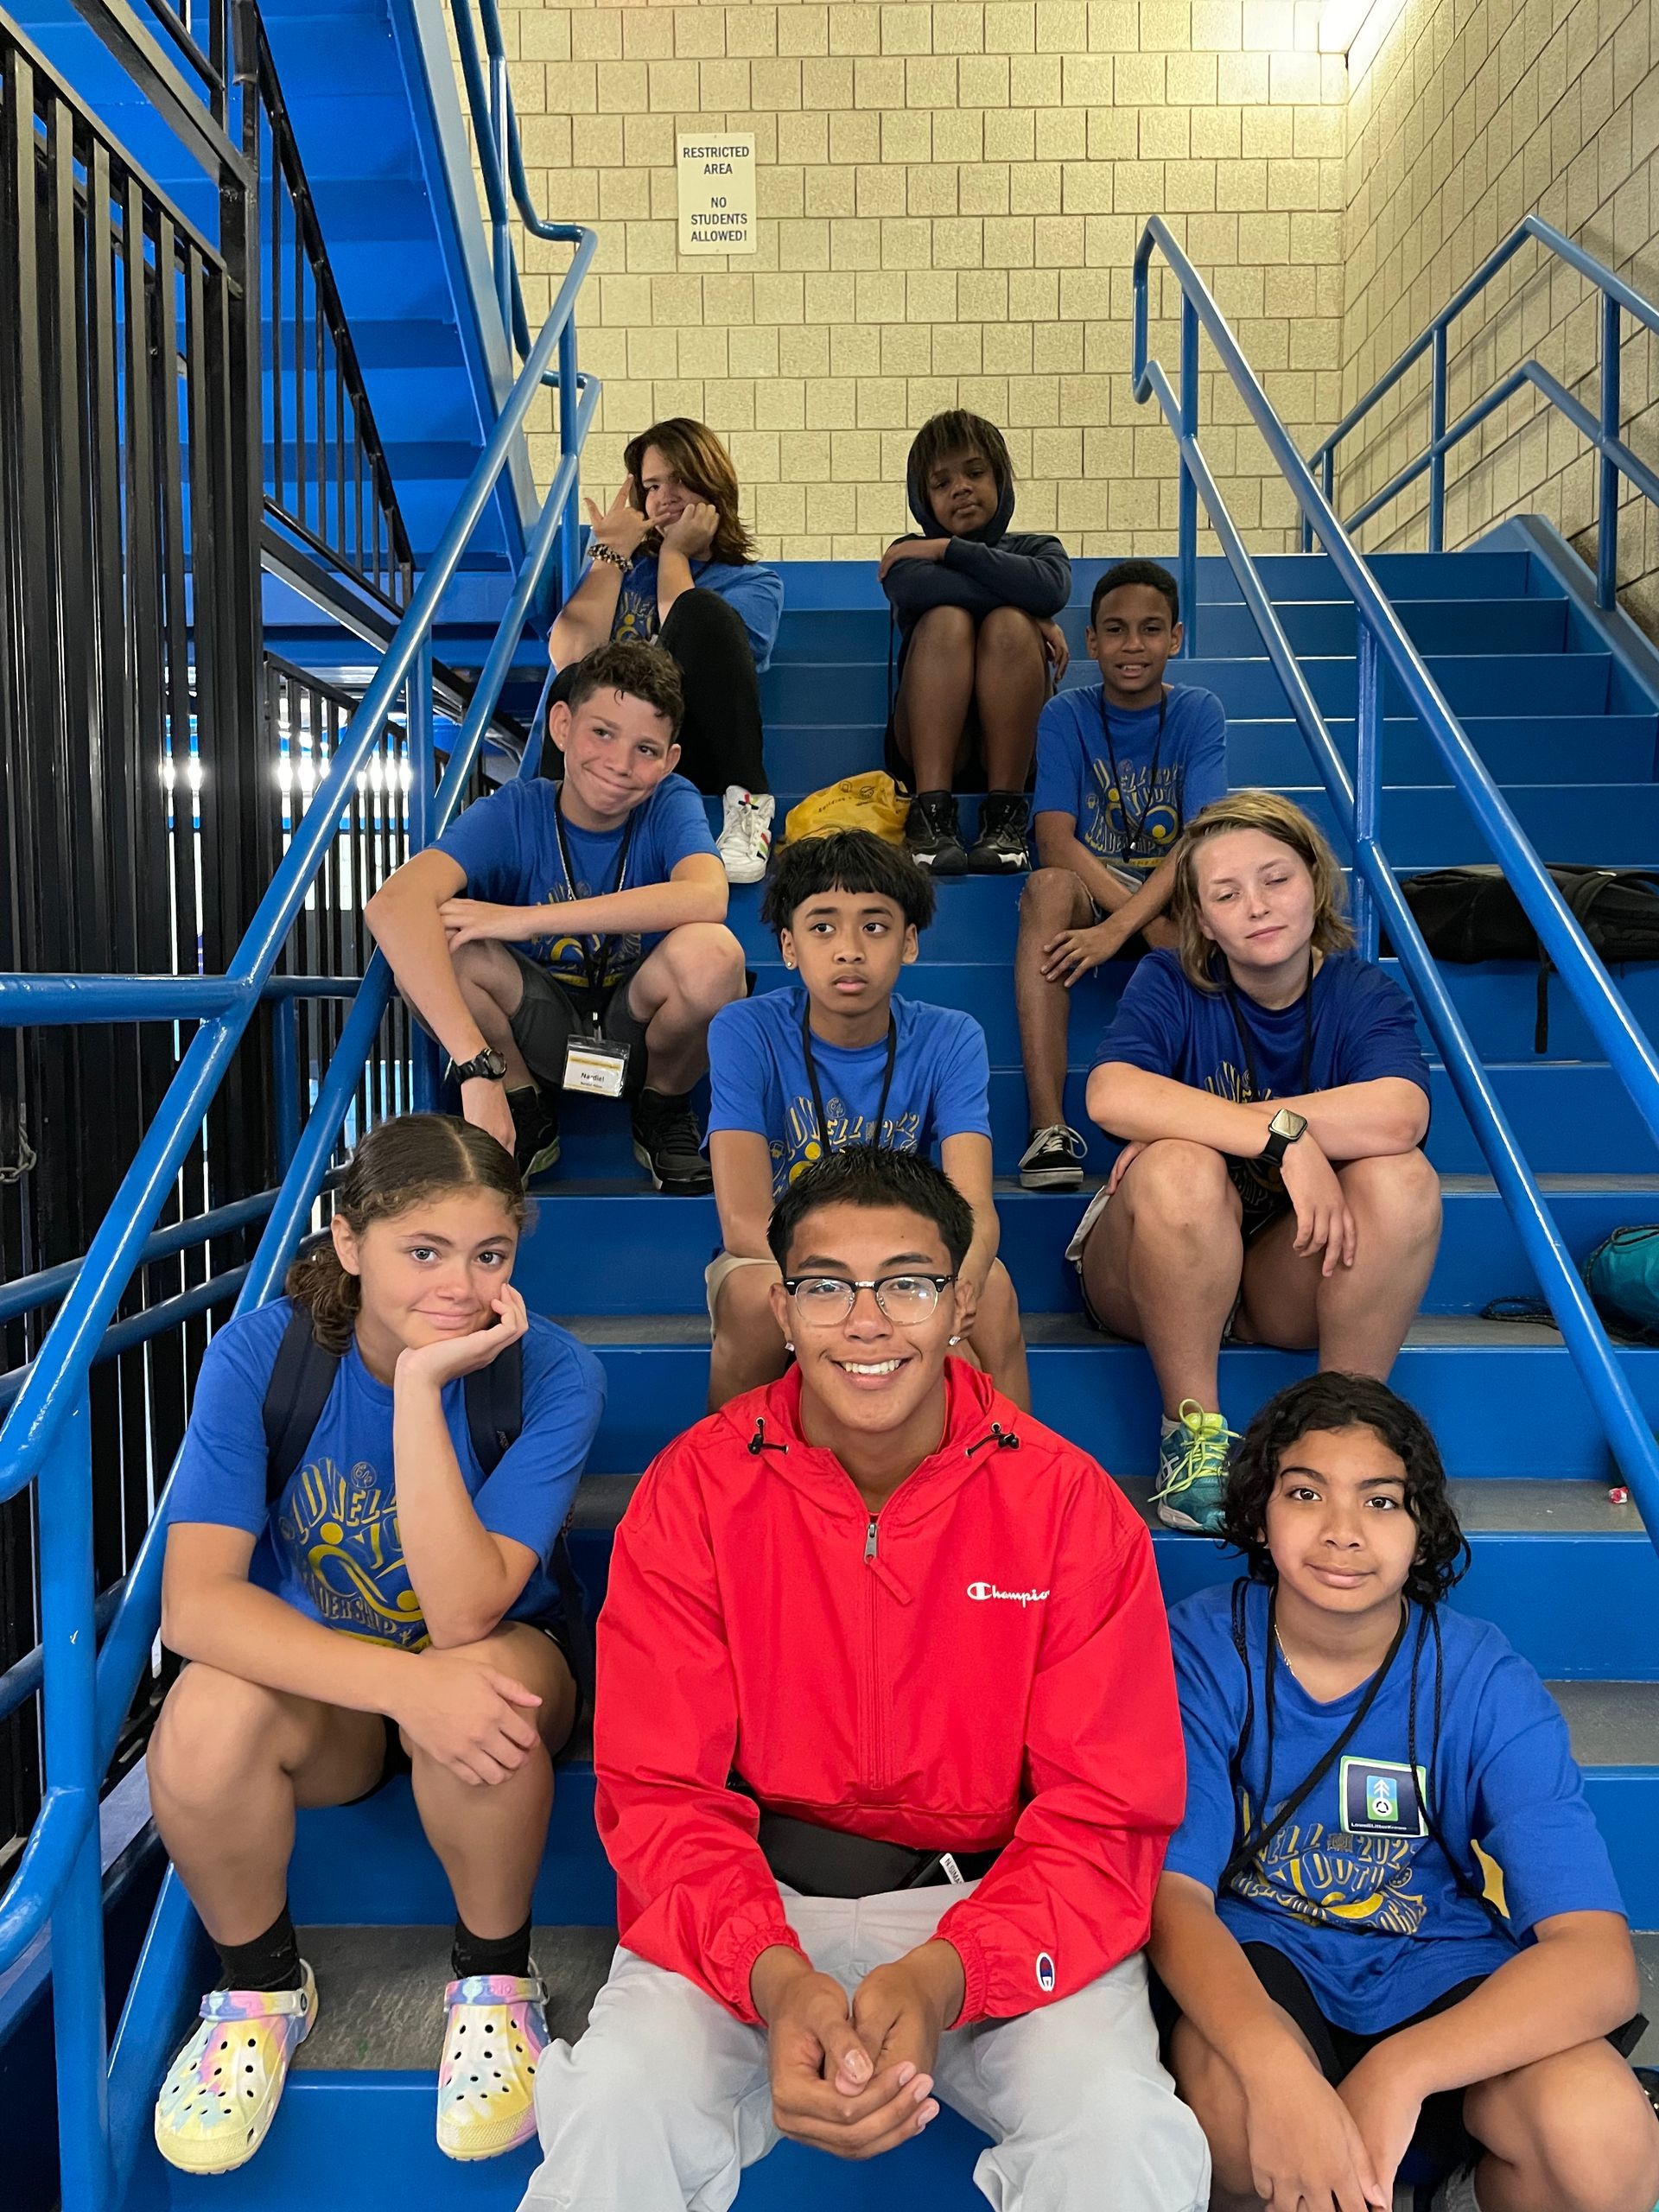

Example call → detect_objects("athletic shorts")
1154 1943 1647 2183
506 950 650 1095
349 1613 580 1803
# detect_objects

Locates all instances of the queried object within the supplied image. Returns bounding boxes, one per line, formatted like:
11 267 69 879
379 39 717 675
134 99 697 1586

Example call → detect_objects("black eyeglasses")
781 1274 956 1324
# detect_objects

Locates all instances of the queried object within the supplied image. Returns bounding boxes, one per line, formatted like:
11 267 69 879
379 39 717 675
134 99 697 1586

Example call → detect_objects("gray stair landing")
291 1924 1659 2071
293 1923 616 2072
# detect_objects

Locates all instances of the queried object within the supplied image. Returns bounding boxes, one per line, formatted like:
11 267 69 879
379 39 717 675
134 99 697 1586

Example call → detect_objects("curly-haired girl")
1153 1374 1658 2212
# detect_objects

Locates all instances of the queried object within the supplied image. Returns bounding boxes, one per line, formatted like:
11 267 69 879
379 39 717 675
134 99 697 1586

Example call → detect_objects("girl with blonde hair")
1067 791 1442 1535
549 416 785 882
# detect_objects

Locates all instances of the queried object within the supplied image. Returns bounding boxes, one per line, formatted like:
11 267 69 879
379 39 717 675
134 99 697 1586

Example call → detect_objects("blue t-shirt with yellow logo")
435 774 715 988
607 552 785 674
707 984 991 1199
166 1300 605 1649
1033 681 1227 874
1166 1581 1624 2032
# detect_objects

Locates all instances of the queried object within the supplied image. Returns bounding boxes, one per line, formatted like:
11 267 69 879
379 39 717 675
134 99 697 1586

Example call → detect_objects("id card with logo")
1339 1755 1429 1838
563 1037 631 1097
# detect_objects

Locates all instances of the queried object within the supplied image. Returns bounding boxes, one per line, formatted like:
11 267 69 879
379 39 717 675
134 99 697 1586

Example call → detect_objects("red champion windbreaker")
594 1359 1185 2026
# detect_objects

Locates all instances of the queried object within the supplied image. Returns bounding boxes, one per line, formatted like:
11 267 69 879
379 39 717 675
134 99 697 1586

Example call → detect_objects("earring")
948 1334 961 1346
785 1340 794 1351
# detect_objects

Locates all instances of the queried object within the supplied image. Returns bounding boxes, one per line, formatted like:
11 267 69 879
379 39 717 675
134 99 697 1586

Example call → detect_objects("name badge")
563 1038 631 1097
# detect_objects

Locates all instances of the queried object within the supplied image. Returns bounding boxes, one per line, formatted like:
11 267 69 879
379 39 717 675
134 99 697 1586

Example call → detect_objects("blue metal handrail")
0 233 599 2205
1305 215 1659 609
1134 214 1659 1568
448 0 588 603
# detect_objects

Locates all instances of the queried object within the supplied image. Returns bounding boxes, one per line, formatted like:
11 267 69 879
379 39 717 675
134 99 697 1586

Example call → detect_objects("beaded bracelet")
590 542 630 572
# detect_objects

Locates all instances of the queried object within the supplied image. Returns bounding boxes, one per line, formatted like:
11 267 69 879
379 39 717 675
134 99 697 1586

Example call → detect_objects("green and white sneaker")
1151 1400 1236 1533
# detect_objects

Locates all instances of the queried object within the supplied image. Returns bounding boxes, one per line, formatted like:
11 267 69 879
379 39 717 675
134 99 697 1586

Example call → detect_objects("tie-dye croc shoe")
435 1969 549 2160
153 1962 317 2174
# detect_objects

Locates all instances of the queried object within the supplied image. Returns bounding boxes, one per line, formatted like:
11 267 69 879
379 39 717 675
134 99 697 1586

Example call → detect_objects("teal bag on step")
1584 1225 1659 1344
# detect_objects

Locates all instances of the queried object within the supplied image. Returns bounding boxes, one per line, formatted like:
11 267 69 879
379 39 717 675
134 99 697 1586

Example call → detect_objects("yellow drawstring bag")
783 772 910 849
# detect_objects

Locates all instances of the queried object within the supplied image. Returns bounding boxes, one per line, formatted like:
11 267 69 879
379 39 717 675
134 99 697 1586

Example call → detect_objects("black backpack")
1391 865 1659 1050
260 1300 592 1703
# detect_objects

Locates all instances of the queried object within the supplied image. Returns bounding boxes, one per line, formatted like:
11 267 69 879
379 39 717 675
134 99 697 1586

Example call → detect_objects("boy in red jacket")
518 1148 1208 2211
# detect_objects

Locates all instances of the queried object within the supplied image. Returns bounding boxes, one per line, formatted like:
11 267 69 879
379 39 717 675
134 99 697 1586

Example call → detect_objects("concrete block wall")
1340 0 1659 628
481 0 1659 623
493 0 1348 562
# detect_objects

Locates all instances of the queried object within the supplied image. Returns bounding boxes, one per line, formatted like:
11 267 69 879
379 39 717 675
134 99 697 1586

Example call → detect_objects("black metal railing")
0 10 268 1857
250 16 414 608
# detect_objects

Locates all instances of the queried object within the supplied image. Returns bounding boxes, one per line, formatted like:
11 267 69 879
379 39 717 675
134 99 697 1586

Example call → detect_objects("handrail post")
1353 622 1381 963
557 320 581 606
406 636 441 1112
46 1390 111 2212
1179 295 1199 657
1599 292 1622 611
273 995 300 1170
1428 324 1447 552
489 47 513 344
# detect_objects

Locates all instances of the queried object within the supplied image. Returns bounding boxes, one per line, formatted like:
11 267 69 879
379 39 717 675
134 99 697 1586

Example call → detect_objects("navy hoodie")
881 467 1071 642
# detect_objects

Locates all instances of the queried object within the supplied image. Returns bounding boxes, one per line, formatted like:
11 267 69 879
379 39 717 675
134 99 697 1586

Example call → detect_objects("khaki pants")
518 1884 1211 2212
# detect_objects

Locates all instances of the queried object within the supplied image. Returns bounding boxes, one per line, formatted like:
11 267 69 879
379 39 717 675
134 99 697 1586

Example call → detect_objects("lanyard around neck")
553 791 637 1002
1223 953 1315 1105
1096 689 1167 861
800 1000 899 1155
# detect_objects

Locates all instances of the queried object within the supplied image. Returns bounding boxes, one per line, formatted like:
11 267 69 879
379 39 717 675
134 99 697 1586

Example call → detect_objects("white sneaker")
717 787 774 885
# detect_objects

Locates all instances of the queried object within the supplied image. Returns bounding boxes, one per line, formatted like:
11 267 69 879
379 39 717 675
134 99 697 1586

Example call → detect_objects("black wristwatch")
454 1047 508 1084
1259 1107 1308 1168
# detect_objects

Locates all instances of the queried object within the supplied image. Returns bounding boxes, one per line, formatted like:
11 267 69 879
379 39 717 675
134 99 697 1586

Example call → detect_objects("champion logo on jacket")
593 1359 1186 2031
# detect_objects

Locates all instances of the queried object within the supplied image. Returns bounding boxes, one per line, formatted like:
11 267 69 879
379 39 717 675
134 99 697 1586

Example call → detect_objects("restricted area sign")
677 132 756 256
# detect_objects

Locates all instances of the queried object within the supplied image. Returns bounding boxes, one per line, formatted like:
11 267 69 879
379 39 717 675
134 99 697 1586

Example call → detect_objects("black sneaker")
509 1086 561 1179
632 1088 713 1194
1019 1124 1087 1190
965 793 1031 874
904 791 969 876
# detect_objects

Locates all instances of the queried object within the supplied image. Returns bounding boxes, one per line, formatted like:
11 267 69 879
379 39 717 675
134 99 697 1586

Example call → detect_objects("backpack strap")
462 1344 595 1711
463 1339 524 1477
261 1306 342 1507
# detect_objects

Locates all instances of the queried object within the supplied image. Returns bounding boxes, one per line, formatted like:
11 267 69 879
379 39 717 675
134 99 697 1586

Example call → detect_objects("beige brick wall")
1339 0 1659 627
495 0 1349 561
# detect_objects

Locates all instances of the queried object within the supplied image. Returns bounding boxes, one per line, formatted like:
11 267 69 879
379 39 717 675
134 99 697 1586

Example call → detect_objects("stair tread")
286 1918 1659 2077
569 1471 1645 1539
1545 1680 1659 1764
524 1173 1659 1199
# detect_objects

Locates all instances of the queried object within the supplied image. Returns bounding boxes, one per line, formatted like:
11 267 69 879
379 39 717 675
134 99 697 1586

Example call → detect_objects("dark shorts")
506 950 650 1095
1156 1943 1648 2183
347 1613 579 1804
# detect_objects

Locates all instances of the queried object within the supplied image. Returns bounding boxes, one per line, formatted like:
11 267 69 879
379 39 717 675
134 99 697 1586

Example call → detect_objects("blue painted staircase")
116 540 1659 2209
7 0 530 587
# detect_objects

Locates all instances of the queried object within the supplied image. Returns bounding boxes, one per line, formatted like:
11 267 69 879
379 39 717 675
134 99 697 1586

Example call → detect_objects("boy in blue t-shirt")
1154 1373 1658 2212
704 830 1028 1410
1072 790 1442 1534
1017 560 1227 1191
366 640 747 1197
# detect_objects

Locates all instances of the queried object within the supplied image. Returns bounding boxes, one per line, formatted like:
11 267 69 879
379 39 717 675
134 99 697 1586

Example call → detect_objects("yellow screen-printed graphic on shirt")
1205 1057 1287 1211
773 1094 925 1189
277 1455 430 1649
526 880 640 988
1230 1814 1429 1936
1080 757 1183 874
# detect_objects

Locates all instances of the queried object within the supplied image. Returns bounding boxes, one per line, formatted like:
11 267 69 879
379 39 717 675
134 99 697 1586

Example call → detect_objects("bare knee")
910 603 976 651
1469 2052 1659 2212
1339 1149 1442 1245
451 937 523 1007
1020 868 1089 933
977 604 1042 660
650 924 747 1019
715 1264 784 1341
149 1665 291 1810
970 1262 1024 1357
1122 1139 1236 1231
